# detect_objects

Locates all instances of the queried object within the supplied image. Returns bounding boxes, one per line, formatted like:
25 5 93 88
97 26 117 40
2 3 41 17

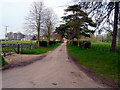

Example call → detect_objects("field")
67 42 119 86
1 41 37 55
91 42 120 52
21 42 63 54
1 40 37 44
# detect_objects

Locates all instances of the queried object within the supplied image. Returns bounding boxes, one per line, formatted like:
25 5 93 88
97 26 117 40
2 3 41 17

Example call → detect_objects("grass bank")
0 56 8 67
21 42 63 54
67 43 119 86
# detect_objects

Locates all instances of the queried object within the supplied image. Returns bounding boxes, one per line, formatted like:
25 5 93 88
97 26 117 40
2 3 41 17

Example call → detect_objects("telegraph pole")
5 26 8 45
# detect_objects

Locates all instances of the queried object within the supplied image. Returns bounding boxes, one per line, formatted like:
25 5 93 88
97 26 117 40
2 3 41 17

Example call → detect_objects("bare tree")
25 1 45 47
43 8 58 46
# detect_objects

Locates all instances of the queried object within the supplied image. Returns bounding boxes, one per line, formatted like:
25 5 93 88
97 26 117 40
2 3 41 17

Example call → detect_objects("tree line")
56 1 119 52
25 1 119 52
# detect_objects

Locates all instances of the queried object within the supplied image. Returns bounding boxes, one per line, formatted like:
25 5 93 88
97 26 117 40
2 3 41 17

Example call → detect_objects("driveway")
2 42 105 88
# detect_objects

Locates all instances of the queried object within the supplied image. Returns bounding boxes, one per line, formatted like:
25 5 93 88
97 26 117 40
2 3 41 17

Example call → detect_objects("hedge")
37 41 62 47
72 41 91 48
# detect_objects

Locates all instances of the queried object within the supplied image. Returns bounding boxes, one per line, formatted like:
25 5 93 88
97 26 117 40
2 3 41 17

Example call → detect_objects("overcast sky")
0 0 74 39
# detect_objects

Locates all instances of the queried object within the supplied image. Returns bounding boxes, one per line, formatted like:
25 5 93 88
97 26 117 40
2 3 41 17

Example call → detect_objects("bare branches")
43 8 58 45
77 1 117 35
24 1 59 46
24 1 46 47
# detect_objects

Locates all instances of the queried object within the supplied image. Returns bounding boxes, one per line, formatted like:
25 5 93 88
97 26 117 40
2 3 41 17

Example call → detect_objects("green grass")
21 43 63 54
91 42 120 52
1 41 36 53
67 43 119 83
1 40 36 44
0 56 8 67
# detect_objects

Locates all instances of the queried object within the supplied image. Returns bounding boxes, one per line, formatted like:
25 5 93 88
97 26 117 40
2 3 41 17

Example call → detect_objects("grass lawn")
1 40 36 44
21 42 63 54
91 42 120 51
67 43 119 83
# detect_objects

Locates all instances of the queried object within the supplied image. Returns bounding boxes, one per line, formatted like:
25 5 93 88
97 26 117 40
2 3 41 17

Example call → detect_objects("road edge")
66 44 119 89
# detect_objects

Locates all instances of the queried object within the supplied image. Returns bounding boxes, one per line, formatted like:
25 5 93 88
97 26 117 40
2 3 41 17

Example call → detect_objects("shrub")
36 41 62 47
56 41 62 43
40 41 47 46
73 41 78 46
49 41 56 45
83 41 91 48
72 41 91 48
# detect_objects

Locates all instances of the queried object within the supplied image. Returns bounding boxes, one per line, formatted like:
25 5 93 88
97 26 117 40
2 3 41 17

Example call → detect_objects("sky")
0 0 74 39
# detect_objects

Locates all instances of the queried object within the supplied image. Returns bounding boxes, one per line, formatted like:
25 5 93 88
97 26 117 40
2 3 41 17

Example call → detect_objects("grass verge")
91 42 120 51
67 43 119 87
21 42 63 54
0 56 8 67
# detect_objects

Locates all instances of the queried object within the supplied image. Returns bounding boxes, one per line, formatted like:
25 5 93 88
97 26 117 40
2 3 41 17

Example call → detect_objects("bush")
49 41 56 45
36 41 62 47
72 41 91 48
83 41 91 48
73 41 78 46
56 41 62 43
40 41 47 46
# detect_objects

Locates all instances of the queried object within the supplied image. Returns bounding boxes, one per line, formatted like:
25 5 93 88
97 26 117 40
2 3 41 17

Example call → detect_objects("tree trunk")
71 38 74 45
47 40 49 47
47 35 50 47
47 26 50 47
37 27 40 47
78 37 80 47
110 2 119 52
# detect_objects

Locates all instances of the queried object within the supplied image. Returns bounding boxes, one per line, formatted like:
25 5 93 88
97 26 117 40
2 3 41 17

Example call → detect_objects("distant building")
40 36 47 40
21 38 31 41
51 33 63 41
7 32 25 40
17 32 25 40
24 35 33 40
13 33 17 40
7 32 13 40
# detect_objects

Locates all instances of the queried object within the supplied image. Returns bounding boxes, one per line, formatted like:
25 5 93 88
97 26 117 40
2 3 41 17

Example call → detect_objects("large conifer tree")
56 4 96 46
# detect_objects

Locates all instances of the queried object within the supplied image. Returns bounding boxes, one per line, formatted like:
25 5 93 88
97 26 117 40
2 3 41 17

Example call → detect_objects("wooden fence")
91 44 120 53
2 43 37 57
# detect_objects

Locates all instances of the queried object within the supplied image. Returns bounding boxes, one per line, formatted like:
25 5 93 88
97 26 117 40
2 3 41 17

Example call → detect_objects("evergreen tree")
56 4 96 46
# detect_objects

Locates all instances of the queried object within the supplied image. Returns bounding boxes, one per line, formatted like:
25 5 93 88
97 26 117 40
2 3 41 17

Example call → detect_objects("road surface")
2 42 105 88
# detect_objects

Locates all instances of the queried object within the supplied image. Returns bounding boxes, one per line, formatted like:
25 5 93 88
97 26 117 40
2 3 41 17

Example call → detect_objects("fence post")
17 43 20 54
31 44 33 49
30 44 31 50
21 43 23 52
4 44 6 57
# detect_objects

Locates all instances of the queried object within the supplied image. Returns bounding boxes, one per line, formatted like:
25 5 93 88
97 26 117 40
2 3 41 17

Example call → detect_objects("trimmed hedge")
72 41 91 48
37 41 62 47
39 41 47 46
